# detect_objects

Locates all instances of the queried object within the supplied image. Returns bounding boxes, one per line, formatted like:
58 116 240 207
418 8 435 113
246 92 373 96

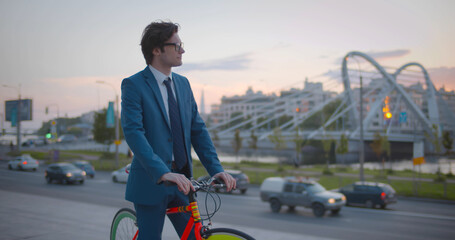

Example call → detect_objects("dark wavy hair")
141 21 179 65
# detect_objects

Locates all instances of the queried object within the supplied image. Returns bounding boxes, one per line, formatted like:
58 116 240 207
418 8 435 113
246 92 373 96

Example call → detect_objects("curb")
397 196 455 205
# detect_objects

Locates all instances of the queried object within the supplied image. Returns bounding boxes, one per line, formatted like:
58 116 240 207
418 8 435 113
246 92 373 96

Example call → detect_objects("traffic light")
46 129 52 139
384 112 392 119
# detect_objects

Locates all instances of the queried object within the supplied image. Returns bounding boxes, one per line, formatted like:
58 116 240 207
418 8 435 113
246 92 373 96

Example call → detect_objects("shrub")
322 168 333 175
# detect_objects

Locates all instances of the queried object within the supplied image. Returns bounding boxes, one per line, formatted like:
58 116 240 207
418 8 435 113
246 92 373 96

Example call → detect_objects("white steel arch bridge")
208 51 455 155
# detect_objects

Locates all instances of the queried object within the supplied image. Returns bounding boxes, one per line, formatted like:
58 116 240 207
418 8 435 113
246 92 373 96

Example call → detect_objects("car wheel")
8 164 12 170
288 206 296 211
270 198 282 213
18 165 23 171
380 204 387 209
331 209 341 215
90 175 94 179
33 168 37 172
365 200 374 209
79 180 84 184
240 189 247 194
113 176 118 182
46 177 52 184
312 203 326 217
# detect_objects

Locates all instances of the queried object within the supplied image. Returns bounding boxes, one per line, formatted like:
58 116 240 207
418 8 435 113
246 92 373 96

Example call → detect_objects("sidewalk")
0 189 335 240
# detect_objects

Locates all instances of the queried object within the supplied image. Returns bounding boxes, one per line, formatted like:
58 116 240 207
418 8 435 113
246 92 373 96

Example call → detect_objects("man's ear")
152 47 161 56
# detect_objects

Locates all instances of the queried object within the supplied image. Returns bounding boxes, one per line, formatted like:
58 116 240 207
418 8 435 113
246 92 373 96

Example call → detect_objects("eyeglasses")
163 42 184 52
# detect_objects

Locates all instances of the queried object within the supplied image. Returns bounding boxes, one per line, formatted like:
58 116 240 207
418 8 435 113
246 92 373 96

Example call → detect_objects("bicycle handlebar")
125 164 226 192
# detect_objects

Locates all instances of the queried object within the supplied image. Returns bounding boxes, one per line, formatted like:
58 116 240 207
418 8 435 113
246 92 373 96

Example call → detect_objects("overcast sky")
1 0 454 131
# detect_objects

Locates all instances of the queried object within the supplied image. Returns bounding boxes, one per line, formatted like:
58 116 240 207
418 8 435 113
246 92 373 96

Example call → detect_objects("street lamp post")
359 75 365 182
2 84 21 152
350 56 365 182
96 81 119 168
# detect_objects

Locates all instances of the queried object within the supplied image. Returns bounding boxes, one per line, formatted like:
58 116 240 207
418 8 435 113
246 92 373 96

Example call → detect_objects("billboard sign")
5 99 33 121
106 101 115 128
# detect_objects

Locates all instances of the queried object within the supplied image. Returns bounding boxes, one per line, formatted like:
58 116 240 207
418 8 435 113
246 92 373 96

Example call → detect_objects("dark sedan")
338 181 397 209
45 163 86 184
72 161 96 178
198 169 250 194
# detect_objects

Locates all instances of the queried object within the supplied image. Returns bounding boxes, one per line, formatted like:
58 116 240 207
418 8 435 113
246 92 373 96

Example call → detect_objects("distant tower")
200 89 206 116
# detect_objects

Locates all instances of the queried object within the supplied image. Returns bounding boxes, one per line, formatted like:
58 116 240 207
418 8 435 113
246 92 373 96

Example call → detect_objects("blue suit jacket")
121 66 224 205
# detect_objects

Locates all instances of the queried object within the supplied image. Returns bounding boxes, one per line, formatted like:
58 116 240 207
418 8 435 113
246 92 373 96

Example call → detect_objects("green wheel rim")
111 209 137 240
203 228 255 240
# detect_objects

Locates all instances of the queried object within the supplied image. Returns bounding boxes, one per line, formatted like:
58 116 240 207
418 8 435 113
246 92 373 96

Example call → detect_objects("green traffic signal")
46 133 52 139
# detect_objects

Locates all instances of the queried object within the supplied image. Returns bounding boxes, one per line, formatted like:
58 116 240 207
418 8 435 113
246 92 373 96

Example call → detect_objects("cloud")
366 49 411 60
323 69 342 81
180 53 252 72
333 49 411 65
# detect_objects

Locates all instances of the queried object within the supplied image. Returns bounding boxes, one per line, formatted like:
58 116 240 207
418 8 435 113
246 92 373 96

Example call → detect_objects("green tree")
231 129 243 167
370 131 391 175
291 127 305 167
92 109 121 149
442 131 453 155
321 135 334 172
337 134 349 154
336 133 349 164
425 124 442 154
248 130 258 161
268 127 286 150
268 127 286 171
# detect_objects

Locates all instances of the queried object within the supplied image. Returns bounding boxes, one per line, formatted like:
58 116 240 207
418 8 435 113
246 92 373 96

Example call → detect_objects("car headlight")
66 172 73 177
328 198 335 204
82 171 86 176
342 195 346 201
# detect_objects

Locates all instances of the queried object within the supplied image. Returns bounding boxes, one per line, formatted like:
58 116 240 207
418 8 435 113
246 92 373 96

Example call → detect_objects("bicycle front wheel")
110 208 138 240
202 228 255 240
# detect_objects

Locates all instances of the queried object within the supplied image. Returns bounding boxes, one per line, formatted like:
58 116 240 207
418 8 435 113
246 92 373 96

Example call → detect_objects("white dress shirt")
148 65 177 125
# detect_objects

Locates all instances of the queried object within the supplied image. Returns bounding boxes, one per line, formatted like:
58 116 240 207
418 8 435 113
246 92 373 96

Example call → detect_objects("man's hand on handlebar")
213 172 236 192
160 172 195 195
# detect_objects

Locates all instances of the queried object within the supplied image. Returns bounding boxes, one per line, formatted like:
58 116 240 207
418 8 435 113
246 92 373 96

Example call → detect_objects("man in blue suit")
121 21 236 240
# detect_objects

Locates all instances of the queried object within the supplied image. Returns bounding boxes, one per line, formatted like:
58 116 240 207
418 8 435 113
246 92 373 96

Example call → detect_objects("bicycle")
110 176 255 240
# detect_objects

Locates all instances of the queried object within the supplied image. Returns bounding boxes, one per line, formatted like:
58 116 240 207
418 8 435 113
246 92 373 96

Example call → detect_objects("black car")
197 170 249 194
72 161 96 178
338 182 397 209
45 163 86 184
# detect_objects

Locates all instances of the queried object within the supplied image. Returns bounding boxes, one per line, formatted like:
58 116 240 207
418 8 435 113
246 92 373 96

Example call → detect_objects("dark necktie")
163 78 187 170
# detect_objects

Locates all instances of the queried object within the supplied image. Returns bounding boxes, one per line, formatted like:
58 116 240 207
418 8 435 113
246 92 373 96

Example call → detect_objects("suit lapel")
141 67 171 130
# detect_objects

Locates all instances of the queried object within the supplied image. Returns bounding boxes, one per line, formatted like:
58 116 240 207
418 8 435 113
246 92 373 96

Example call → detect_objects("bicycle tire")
110 208 138 240
202 227 255 240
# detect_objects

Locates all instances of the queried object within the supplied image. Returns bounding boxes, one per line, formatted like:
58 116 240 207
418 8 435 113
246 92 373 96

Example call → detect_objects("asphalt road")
1 160 455 240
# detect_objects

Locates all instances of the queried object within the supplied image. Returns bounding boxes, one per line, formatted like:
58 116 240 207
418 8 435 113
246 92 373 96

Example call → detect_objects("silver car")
8 154 39 171
260 177 346 217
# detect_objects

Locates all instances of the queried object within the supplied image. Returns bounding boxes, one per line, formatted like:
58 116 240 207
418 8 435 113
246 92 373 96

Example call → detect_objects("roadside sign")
5 99 33 121
106 101 115 128
114 140 122 145
413 141 425 165
399 112 407 123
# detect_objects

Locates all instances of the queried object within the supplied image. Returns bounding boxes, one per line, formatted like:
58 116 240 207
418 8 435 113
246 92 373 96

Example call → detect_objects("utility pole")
359 75 365 182
2 84 21 152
